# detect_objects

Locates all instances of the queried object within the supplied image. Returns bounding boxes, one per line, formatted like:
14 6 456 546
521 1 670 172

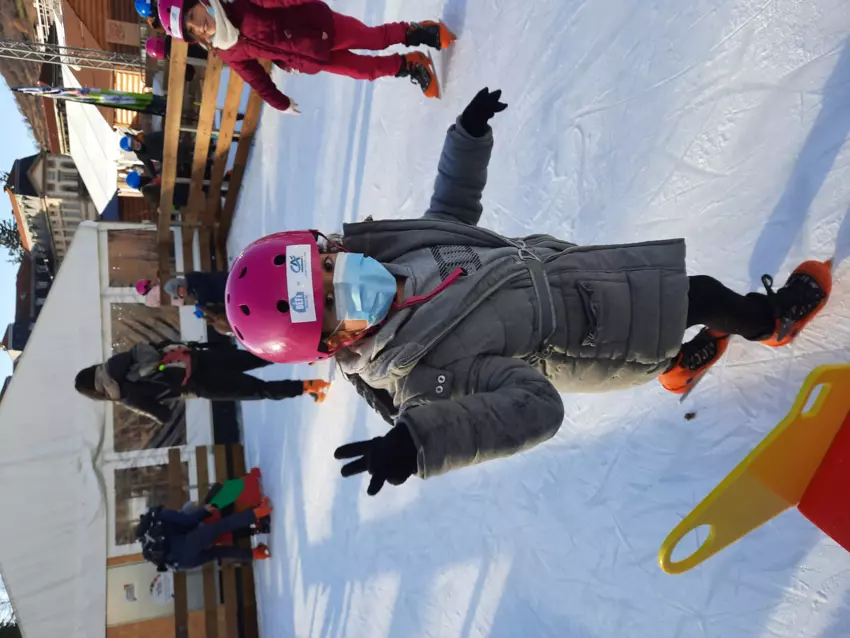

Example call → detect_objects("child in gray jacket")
223 88 832 496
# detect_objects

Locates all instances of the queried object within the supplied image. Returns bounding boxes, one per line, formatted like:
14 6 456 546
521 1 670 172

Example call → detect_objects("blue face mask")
333 253 396 327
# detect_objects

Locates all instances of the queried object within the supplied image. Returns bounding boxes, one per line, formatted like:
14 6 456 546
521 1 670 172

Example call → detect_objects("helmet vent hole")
277 300 289 314
240 304 251 316
274 254 286 266
226 293 231 303
234 326 243 340
238 266 248 279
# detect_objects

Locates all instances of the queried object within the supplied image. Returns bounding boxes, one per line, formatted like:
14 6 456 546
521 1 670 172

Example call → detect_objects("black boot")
396 52 439 98
758 260 831 346
255 517 271 534
659 329 730 394
405 21 456 50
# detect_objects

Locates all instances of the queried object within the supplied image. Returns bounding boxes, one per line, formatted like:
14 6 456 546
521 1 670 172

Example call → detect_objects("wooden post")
167 448 189 638
198 72 244 270
214 445 240 638
230 448 260 638
182 52 223 274
215 74 267 266
196 446 220 638
157 41 188 306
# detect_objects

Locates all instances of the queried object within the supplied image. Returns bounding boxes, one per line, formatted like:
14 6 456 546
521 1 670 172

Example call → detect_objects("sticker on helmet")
170 6 183 39
286 244 316 323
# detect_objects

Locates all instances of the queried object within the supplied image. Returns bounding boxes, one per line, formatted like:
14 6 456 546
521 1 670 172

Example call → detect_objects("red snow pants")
324 13 407 81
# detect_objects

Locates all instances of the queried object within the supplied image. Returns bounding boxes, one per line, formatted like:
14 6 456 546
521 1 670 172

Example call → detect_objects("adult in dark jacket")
158 0 456 112
137 499 272 571
74 341 331 423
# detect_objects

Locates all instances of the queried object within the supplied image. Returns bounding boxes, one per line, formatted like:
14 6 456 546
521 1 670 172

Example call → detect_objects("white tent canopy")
0 222 107 638
61 64 121 214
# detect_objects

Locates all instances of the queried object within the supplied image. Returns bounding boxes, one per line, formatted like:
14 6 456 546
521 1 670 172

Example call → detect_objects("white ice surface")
228 0 850 636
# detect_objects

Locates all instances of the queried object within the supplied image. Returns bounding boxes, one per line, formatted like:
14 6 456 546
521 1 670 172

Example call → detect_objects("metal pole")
0 38 143 72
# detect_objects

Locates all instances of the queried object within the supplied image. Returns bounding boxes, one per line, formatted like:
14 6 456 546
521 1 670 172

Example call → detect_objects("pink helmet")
225 231 328 364
135 279 152 295
145 36 168 59
158 0 185 40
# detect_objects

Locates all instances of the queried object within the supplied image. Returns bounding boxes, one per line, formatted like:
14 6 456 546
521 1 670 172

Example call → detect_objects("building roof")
6 188 32 252
6 154 41 198
0 221 106 638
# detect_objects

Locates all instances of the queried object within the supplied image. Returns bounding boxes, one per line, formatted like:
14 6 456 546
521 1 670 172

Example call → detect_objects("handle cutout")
801 383 827 417
660 523 717 574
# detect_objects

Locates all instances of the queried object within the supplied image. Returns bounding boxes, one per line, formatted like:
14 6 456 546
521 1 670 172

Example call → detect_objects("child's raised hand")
284 99 301 115
334 426 418 496
460 88 508 137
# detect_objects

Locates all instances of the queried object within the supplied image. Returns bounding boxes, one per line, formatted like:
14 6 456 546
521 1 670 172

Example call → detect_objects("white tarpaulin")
0 222 107 638
60 65 121 214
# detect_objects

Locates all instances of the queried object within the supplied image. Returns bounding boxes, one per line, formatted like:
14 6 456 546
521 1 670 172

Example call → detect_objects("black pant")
687 276 773 340
186 349 305 401
170 509 256 568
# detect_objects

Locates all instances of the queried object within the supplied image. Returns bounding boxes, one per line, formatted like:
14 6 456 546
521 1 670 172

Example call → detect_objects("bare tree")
0 218 24 263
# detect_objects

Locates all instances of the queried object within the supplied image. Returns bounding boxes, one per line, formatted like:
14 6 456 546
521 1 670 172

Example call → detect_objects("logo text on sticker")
285 244 317 323
290 292 310 313
289 255 305 274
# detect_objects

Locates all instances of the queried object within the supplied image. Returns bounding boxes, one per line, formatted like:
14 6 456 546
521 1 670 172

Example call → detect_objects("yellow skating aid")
659 364 850 574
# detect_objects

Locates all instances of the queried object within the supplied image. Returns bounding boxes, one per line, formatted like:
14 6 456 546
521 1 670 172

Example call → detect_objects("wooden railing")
155 40 268 303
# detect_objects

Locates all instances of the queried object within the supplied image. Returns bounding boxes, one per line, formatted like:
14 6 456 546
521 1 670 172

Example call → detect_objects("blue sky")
0 80 39 383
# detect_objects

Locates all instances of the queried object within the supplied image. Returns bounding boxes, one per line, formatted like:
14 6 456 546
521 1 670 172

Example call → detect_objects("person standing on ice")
74 340 331 424
222 88 833 496
156 0 455 112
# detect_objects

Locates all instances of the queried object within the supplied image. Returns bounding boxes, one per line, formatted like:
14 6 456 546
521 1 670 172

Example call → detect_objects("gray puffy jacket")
336 118 689 478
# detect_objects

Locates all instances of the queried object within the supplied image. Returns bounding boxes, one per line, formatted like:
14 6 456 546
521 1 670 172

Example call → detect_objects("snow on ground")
227 0 850 635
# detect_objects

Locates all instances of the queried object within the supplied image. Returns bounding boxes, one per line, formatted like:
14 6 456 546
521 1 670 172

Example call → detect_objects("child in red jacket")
158 0 455 112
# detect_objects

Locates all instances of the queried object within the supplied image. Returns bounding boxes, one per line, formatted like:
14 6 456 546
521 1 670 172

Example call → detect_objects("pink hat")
158 0 185 40
145 36 168 59
225 231 328 364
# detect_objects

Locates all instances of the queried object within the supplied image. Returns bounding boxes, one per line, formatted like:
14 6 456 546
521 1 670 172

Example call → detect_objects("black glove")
459 88 508 137
334 425 418 496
